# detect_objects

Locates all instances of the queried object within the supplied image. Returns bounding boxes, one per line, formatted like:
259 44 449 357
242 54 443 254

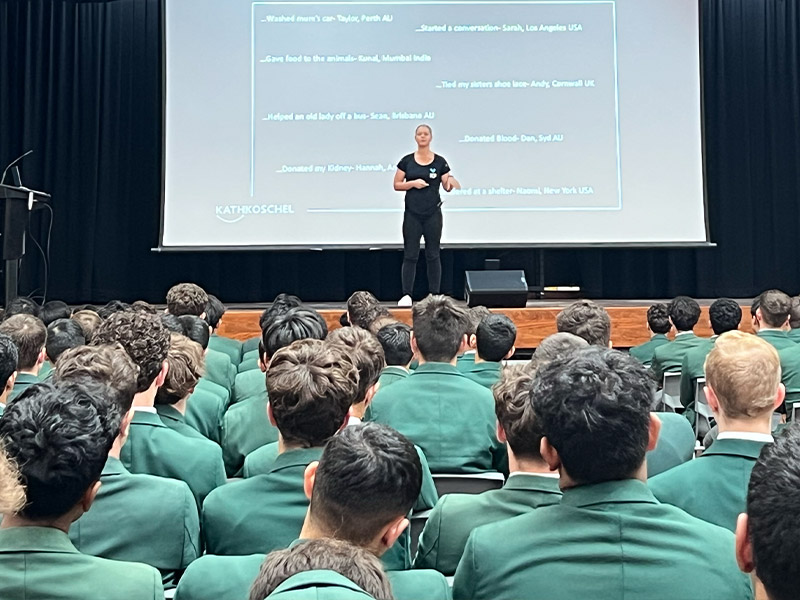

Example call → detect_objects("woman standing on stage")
393 124 460 307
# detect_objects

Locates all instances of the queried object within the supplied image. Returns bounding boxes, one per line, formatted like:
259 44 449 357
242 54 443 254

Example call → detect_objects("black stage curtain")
1 0 799 304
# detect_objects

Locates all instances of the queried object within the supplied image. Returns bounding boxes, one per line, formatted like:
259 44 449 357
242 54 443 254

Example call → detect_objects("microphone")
1 150 33 186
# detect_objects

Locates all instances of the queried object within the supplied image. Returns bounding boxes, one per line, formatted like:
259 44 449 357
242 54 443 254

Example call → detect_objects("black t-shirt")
397 153 451 217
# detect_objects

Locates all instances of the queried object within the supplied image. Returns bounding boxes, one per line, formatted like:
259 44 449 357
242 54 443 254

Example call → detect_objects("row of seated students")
0 286 796 598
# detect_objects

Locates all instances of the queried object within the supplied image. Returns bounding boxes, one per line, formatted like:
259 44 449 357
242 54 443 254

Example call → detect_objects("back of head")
178 314 211 349
411 295 468 362
532 347 653 484
0 380 119 520
0 333 18 387
131 300 158 314
756 289 791 328
267 340 358 447
0 314 46 370
790 297 800 330
376 322 413 367
92 310 170 393
347 291 380 329
746 424 800 600
556 300 611 347
97 300 132 320
530 332 588 372
160 313 184 334
311 423 422 545
166 283 208 317
704 331 779 420
263 307 328 358
71 310 102 344
466 306 492 337
40 300 71 327
250 538 393 600
646 303 671 335
156 333 205 406
261 294 304 331
493 365 544 461
54 344 139 413
476 314 516 362
363 306 393 334
668 296 701 332
45 319 86 364
708 298 742 335
5 297 40 319
204 294 226 329
327 327 385 403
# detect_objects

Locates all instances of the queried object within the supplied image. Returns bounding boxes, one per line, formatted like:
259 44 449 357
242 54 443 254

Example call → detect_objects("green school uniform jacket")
185 386 226 444
377 365 409 388
175 552 451 600
37 361 53 381
757 328 796 351
203 348 236 391
208 334 243 366
679 336 716 413
452 479 752 600
646 412 697 477
232 368 266 405
455 352 476 373
628 333 669 366
196 377 231 406
242 336 261 354
221 394 278 476
788 328 800 343
120 410 225 508
648 437 769 532
156 404 209 440
650 332 706 382
237 357 260 373
463 361 503 389
778 343 800 406
8 372 39 402
69 456 200 584
414 473 562 576
367 363 506 473
267 570 379 600
0 526 164 600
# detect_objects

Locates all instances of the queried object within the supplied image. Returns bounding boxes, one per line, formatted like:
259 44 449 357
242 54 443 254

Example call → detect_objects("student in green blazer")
415 365 561 576
0 381 164 600
0 334 18 417
650 331 782 532
628 303 670 366
375 322 414 389
0 314 48 402
205 294 243 366
455 306 490 373
43 318 86 380
367 296 506 473
232 364 266 404
645 411 696 477
452 347 752 600
184 385 226 444
650 296 706 382
751 289 795 350
464 313 516 389
177 314 236 392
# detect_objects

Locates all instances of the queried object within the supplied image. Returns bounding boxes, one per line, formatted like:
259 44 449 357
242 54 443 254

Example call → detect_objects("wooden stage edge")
217 301 754 350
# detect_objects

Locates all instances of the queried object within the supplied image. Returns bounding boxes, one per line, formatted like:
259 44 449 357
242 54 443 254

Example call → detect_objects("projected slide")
163 0 706 248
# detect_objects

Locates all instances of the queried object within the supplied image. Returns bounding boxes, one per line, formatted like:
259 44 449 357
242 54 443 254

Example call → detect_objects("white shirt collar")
132 406 157 414
716 432 774 443
346 416 362 427
675 331 695 337
509 471 560 479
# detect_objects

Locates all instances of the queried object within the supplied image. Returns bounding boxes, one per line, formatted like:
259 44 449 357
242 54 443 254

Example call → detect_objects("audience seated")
463 313 516 388
94 311 225 507
0 314 47 401
367 295 506 473
0 380 164 599
452 347 752 600
0 334 18 416
456 306 490 372
415 364 561 575
57 345 200 586
41 317 86 380
649 331 782 531
376 322 413 388
650 296 705 381
205 294 242 365
180 314 235 392
751 289 794 350
555 299 611 347
628 303 670 366
736 424 800 600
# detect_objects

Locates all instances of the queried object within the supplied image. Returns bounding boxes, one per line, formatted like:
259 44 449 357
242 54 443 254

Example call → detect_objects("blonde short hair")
0 446 24 514
705 330 780 419
156 333 205 405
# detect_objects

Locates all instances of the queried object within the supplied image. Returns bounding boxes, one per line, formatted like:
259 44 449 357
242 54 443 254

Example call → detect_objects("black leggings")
402 209 442 296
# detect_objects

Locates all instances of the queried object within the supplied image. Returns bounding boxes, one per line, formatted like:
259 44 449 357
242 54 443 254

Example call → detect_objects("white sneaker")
398 295 413 307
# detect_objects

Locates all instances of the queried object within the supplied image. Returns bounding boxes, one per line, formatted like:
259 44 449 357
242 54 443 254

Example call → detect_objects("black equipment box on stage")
464 270 528 308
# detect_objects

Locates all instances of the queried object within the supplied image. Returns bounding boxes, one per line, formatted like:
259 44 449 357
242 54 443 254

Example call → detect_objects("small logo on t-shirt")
429 168 437 179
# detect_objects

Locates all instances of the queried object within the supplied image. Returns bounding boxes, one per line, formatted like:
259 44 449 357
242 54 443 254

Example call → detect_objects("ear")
735 513 755 573
647 413 662 452
267 402 277 426
410 332 419 356
468 333 477 350
4 371 16 394
706 383 721 414
36 348 46 366
364 382 380 407
496 421 507 444
774 383 786 411
259 355 269 373
504 346 516 360
378 516 409 554
303 461 319 501
200 311 207 320
540 437 561 472
459 334 470 354
155 360 169 388
121 408 135 436
81 480 102 513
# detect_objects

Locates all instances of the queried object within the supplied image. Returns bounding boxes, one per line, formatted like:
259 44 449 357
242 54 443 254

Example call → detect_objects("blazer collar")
411 362 462 376
758 330 788 340
130 410 167 427
271 570 372 597
14 373 39 384
469 361 502 373
0 527 80 554
504 473 562 495
382 366 409 377
560 479 658 508
701 438 768 459
102 455 130 477
155 404 185 424
270 447 324 473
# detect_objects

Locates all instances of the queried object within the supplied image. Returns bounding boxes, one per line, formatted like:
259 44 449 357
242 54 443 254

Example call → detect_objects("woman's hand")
442 175 461 192
411 179 430 189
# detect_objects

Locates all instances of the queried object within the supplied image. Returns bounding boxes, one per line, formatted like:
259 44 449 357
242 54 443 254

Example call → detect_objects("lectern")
0 183 51 306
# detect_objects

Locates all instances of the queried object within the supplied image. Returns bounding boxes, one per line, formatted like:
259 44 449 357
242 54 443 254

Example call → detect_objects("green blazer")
650 332 707 381
367 363 506 473
237 357 260 373
0 526 163 599
414 473 562 576
208 334 243 366
185 386 226 444
646 412 697 477
452 479 752 600
648 437 768 532
221 395 278 476
377 365 409 388
8 372 39 402
266 570 379 600
757 329 796 351
788 328 800 343
628 334 669 366
204 349 236 391
196 378 231 406
242 336 261 354
175 552 451 600
69 456 200 584
463 361 503 389
120 410 226 508
37 360 53 381
779 344 800 405
455 352 476 373
156 405 209 440
679 336 716 412
232 368 266 405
